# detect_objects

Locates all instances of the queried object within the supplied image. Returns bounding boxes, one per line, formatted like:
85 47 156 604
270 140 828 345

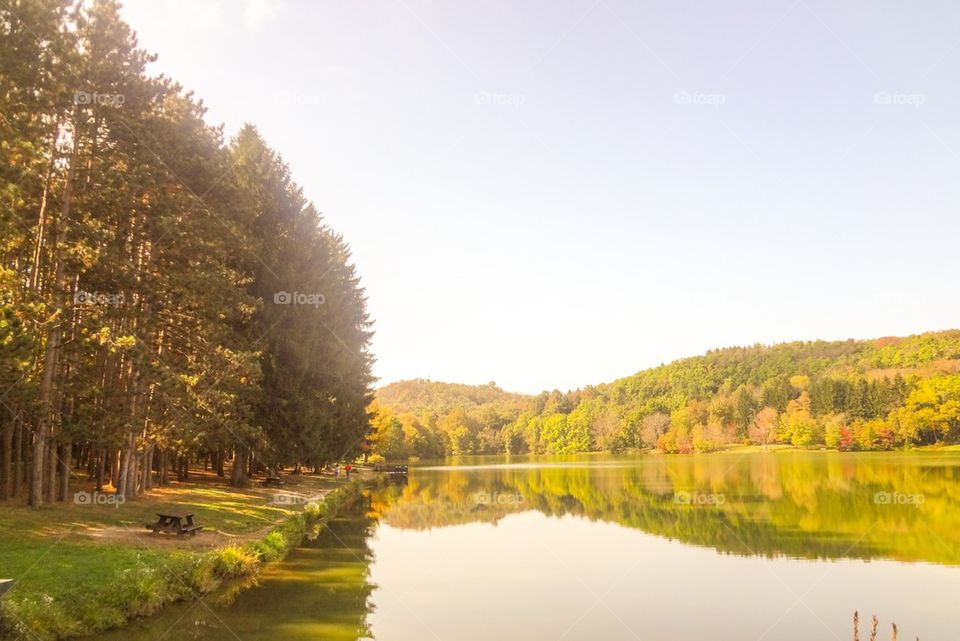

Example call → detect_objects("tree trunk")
83 444 93 477
95 447 105 492
13 418 23 497
159 448 168 486
110 447 120 489
142 444 153 492
117 445 129 495
31 332 58 507
29 116 60 292
58 442 71 501
1 412 13 499
117 433 134 497
129 447 140 498
231 447 248 486
30 117 79 508
45 429 58 503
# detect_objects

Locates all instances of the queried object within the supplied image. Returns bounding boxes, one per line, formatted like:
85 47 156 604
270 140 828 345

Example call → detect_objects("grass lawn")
917 443 960 452
0 469 362 640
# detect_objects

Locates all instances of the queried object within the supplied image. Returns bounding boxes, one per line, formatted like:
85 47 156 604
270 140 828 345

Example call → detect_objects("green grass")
0 471 365 640
916 443 960 452
2 475 341 535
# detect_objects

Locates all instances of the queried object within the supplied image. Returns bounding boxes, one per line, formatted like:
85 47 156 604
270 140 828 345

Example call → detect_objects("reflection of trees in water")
375 453 960 565
92 498 380 641
218 500 379 640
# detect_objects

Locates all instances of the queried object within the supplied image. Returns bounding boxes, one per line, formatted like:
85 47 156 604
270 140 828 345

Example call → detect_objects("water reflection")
89 452 960 641
364 452 960 641
378 451 960 565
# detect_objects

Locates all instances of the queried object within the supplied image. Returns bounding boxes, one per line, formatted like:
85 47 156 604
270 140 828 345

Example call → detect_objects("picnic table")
0 579 12 598
145 512 203 537
262 475 284 487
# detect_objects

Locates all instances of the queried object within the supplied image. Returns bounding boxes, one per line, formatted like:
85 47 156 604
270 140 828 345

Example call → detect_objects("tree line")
0 0 374 507
371 332 960 458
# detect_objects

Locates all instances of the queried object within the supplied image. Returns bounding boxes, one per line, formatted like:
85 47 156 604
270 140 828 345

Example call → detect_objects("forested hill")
376 380 531 415
601 330 960 413
370 331 960 459
371 380 530 458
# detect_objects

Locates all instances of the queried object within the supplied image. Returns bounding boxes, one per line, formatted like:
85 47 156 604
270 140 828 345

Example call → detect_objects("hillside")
376 380 531 415
370 330 960 459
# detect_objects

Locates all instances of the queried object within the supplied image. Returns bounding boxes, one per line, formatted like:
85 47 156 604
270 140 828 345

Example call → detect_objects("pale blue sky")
121 0 960 394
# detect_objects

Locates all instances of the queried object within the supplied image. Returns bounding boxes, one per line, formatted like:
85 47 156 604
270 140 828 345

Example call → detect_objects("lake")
94 451 960 641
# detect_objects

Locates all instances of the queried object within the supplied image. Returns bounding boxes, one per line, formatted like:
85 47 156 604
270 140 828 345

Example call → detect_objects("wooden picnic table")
0 579 13 598
146 512 203 537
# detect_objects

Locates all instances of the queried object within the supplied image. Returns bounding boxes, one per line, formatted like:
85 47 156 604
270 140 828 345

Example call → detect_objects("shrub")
213 545 260 579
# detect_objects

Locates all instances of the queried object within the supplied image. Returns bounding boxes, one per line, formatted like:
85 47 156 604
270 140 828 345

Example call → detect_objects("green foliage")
891 376 960 444
376 379 528 415
369 381 531 459
375 332 960 458
780 393 819 447
0 0 374 502
212 544 260 579
823 414 847 449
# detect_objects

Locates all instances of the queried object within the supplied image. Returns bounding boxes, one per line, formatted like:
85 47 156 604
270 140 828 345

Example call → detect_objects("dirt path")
81 487 334 550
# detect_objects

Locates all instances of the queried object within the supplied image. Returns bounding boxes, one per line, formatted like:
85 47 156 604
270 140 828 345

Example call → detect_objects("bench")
262 475 284 487
385 465 409 483
0 579 12 598
146 512 203 537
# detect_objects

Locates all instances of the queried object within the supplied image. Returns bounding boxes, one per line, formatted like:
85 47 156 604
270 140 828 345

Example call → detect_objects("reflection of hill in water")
375 452 960 565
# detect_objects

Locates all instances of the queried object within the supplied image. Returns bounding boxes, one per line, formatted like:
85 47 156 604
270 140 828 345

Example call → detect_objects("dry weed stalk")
852 612 911 641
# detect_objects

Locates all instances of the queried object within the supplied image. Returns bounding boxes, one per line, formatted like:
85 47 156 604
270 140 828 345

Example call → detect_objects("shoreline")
0 478 367 641
422 444 960 466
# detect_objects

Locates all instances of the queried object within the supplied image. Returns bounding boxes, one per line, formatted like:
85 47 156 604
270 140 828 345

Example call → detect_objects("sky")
119 0 960 394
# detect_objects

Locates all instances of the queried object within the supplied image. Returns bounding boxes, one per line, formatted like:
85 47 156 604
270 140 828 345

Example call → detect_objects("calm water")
95 452 960 641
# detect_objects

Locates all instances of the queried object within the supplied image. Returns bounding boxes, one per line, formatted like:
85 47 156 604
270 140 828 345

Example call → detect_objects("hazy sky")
120 0 960 394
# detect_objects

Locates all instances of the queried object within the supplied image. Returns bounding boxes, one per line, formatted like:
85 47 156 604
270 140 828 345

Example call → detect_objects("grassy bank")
648 442 956 456
0 473 367 640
